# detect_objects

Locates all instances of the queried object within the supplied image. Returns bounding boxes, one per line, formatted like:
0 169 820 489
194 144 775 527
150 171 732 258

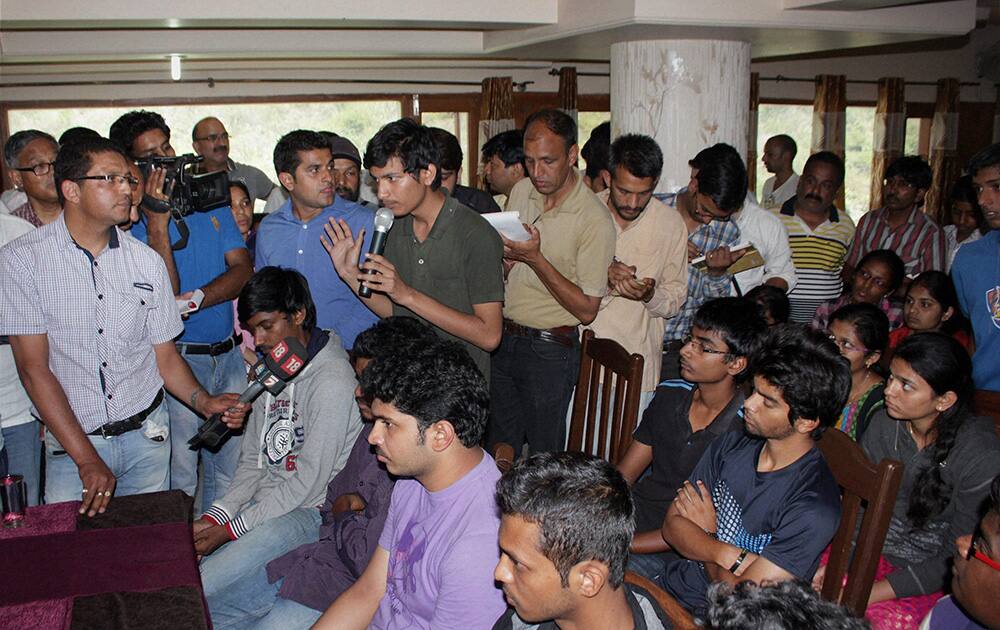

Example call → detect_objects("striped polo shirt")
775 197 856 323
844 206 946 278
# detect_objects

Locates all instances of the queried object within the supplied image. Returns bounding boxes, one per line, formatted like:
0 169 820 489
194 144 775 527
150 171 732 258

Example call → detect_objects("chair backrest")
817 428 903 617
973 389 1000 438
493 442 515 474
623 571 697 630
567 329 644 465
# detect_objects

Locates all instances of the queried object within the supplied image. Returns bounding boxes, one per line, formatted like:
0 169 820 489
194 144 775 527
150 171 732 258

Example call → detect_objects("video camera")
135 154 230 217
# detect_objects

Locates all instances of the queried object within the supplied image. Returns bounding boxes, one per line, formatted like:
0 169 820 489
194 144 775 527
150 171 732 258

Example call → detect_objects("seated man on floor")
617 297 766 584
196 267 363 598
661 325 848 616
314 340 506 629
493 451 673 630
207 316 438 629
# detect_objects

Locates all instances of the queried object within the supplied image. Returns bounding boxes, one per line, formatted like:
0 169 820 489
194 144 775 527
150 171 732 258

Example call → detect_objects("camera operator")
109 110 253 512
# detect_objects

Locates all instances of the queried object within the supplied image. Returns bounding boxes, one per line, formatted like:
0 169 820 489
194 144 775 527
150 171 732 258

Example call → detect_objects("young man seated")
493 451 673 630
314 340 506 629
206 316 437 629
616 297 766 583
196 267 363 597
661 325 848 616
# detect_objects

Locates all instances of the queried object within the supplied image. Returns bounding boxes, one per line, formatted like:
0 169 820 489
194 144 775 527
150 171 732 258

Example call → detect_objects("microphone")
358 207 395 298
188 336 309 450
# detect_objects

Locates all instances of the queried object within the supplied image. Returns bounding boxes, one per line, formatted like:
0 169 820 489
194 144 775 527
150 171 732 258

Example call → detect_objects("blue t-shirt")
131 206 246 343
255 196 378 350
663 430 841 613
952 230 1000 392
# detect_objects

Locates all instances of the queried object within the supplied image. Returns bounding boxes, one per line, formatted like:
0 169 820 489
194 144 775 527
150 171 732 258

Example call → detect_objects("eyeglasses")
827 334 868 354
194 132 230 143
14 162 56 177
967 528 1000 572
682 334 730 356
73 174 140 189
690 200 731 223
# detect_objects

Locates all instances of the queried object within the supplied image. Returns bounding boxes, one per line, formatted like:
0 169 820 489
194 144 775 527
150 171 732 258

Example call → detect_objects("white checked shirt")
0 216 183 433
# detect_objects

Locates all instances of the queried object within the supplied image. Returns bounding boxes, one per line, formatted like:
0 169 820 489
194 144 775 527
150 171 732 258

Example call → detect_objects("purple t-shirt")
372 451 505 629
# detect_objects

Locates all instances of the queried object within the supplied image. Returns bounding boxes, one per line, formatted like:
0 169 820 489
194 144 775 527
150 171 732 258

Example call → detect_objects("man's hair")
693 143 749 214
428 127 463 173
692 297 767 383
706 580 870 630
495 451 634 589
108 110 170 156
57 127 101 148
967 142 1000 178
359 340 488 447
273 129 330 180
609 133 663 182
352 316 438 361
53 136 129 205
804 151 846 185
524 109 577 153
580 121 611 179
745 285 790 326
752 325 851 437
237 266 317 331
885 155 932 191
364 118 442 191
3 130 57 169
990 473 1000 516
768 134 798 160
481 129 525 170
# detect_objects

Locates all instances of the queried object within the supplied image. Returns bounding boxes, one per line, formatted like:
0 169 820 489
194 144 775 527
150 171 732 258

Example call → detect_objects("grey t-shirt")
229 160 277 202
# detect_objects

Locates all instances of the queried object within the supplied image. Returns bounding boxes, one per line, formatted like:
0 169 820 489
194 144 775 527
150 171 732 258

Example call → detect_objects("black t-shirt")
631 380 745 533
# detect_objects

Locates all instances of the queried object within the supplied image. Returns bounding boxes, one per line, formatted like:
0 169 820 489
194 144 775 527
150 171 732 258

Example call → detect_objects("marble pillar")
611 40 751 194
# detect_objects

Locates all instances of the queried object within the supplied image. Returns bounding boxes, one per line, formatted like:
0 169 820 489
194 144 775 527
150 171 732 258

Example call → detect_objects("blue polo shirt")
952 230 1000 392
131 206 246 344
255 196 378 350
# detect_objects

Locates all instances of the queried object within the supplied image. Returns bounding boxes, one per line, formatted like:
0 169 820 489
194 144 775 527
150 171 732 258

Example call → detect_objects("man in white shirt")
760 135 798 211
732 197 797 296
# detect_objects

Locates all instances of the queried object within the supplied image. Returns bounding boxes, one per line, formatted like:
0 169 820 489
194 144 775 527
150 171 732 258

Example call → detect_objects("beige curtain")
747 72 760 194
868 77 906 211
925 78 961 223
812 74 848 211
558 67 578 127
478 76 515 182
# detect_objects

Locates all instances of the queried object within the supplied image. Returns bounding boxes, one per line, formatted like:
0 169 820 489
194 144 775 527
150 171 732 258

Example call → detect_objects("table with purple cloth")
0 490 210 630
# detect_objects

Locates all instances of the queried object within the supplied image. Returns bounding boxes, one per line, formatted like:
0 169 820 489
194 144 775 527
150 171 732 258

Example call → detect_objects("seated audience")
812 249 905 331
314 340 506 629
707 580 869 630
888 270 971 353
827 303 889 441
480 129 525 207
429 126 502 214
197 267 363 597
661 325 848 616
820 333 1000 629
493 451 673 629
619 298 765 582
3 129 62 227
943 176 985 272
745 284 790 327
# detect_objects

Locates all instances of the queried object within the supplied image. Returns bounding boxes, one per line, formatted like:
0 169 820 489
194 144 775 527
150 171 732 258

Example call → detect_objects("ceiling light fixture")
170 55 182 81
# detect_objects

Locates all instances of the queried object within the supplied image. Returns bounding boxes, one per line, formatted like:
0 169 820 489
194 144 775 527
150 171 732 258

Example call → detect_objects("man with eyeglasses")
844 155 945 285
773 151 856 323
428 127 503 215
110 109 254 512
191 117 277 207
2 130 62 227
0 137 247 514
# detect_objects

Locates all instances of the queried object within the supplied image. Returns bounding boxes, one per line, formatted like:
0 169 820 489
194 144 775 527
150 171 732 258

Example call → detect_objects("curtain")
925 78 961 223
747 72 760 195
868 77 906 211
558 66 578 127
478 76 515 183
994 84 1000 144
812 74 848 211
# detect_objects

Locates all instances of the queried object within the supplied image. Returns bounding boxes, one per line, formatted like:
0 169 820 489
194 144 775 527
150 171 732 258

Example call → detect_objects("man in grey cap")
324 133 377 208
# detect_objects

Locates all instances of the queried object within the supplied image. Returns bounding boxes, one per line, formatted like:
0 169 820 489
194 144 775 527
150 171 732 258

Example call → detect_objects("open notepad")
690 242 765 275
483 211 532 242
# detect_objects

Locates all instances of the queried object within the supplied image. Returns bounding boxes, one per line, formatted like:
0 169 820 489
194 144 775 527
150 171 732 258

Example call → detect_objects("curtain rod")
0 77 537 89
547 69 987 87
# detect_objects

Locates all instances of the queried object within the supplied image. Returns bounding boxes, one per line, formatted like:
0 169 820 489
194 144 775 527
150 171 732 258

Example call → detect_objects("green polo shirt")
383 195 504 378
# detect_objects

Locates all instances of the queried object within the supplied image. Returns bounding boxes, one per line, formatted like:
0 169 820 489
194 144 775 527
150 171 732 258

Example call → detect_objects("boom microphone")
359 207 395 298
188 336 309 450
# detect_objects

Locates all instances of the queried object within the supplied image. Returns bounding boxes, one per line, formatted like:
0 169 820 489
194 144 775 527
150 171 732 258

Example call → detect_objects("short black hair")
57 127 101 148
428 127 463 173
967 142 1000 178
829 302 889 360
352 316 438 361
524 109 577 153
804 151 846 185
693 143 749 214
706 580 868 630
228 179 251 201
609 134 663 181
53 136 129 205
108 110 170 157
752 325 851 437
191 117 222 141
495 451 634 589
273 129 330 180
3 130 57 168
885 155 932 191
481 129 525 170
580 121 610 179
949 175 987 233
692 297 767 383
745 285 790 326
237 266 317 331
359 340 488 447
856 248 906 294
767 134 798 160
364 118 442 191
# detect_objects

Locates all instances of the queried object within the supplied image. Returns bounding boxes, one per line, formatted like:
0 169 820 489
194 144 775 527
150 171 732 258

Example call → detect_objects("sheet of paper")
483 211 532 242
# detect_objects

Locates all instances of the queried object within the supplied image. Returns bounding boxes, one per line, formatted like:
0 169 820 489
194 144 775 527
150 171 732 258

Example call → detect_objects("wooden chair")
973 389 1000 438
493 442 516 473
817 428 903 617
567 329 644 465
624 571 697 630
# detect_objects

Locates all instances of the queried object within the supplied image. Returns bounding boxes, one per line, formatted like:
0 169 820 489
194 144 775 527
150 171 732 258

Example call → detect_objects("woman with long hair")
827 303 889 441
